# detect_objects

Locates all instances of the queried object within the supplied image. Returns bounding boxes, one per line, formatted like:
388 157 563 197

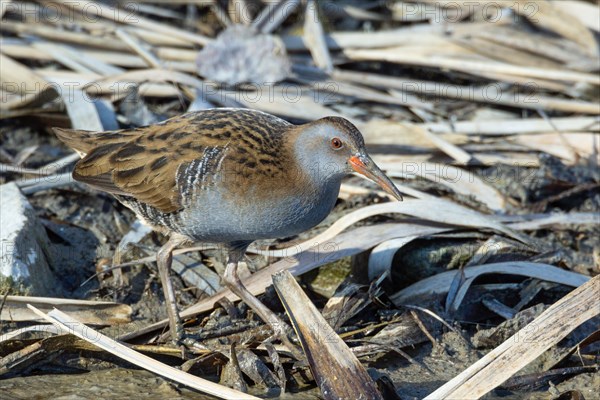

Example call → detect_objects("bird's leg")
156 234 188 344
223 246 302 359
224 259 287 336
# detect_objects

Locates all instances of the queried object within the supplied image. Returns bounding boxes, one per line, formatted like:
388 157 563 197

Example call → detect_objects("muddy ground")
1 119 598 399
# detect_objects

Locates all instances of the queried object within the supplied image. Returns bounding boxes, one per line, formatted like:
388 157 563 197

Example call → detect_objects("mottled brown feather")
54 109 294 213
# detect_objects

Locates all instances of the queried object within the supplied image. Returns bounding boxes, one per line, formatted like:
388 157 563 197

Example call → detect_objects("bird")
54 108 403 348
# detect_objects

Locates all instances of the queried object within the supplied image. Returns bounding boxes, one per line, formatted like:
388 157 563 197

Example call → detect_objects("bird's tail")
53 127 137 157
52 128 99 157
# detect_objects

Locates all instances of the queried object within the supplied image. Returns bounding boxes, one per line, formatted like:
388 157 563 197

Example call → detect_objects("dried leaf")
197 25 290 85
273 270 383 400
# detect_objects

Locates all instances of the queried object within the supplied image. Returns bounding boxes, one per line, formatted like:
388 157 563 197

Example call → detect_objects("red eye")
331 137 343 149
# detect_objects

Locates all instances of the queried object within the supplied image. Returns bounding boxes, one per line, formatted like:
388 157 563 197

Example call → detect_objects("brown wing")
54 109 291 213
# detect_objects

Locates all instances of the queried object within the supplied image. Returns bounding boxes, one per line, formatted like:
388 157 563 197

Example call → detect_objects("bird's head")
292 116 403 201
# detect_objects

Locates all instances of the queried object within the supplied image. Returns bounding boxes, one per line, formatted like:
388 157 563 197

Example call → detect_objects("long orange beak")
349 155 403 201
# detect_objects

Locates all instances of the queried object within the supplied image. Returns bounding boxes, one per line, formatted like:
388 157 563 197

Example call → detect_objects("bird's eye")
331 137 343 150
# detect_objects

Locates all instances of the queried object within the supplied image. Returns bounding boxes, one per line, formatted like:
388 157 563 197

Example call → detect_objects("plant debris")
1 1 598 399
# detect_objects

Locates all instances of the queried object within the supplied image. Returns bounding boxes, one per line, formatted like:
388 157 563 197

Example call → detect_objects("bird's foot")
270 328 304 361
160 310 207 355
178 335 208 354
165 324 208 357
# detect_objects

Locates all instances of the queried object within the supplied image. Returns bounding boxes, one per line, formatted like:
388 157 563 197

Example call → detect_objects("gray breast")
178 177 340 242
118 178 341 244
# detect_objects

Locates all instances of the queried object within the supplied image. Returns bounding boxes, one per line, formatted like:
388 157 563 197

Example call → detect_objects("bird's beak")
349 154 403 201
